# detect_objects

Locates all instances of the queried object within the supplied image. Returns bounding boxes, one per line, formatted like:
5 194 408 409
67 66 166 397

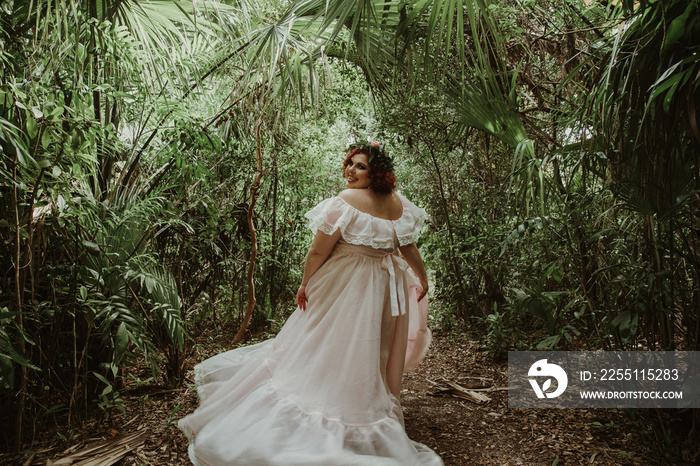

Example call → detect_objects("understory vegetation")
1 0 698 461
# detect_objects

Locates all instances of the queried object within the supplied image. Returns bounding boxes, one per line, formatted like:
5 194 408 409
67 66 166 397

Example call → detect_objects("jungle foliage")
1 0 698 458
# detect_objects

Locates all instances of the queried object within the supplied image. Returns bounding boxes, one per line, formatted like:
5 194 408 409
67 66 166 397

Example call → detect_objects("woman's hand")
398 242 429 302
296 284 308 311
417 279 429 302
297 230 341 312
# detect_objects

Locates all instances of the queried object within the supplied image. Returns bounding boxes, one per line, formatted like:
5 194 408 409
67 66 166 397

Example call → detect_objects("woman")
179 142 443 465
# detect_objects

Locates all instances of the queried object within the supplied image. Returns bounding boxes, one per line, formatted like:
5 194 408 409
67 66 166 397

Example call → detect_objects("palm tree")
0 0 255 448
239 0 530 150
578 0 700 349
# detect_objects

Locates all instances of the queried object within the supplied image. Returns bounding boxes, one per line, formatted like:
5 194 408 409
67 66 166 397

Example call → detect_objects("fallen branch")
427 377 505 404
48 429 151 466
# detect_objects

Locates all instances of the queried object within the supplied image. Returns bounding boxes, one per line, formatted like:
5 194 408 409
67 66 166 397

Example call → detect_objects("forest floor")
3 325 695 466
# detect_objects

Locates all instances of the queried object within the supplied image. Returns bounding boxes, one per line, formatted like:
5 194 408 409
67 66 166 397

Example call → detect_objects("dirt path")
4 330 686 465
402 335 664 465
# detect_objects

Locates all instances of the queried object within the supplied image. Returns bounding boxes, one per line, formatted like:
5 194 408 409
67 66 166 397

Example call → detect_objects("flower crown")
346 141 394 172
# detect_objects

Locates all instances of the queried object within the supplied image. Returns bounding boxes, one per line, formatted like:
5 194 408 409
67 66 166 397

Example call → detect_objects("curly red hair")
342 147 396 194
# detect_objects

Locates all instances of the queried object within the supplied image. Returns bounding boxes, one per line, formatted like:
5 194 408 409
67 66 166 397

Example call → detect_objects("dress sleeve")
395 195 428 246
304 197 355 237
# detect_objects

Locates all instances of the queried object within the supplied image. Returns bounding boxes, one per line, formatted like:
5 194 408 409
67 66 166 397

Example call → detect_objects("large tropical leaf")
246 0 530 149
588 0 700 215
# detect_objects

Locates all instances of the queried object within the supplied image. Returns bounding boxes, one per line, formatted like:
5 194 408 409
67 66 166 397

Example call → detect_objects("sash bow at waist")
380 254 409 317
332 242 410 317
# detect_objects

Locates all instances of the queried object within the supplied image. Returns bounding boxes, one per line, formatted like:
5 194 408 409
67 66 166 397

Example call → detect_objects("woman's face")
344 152 371 189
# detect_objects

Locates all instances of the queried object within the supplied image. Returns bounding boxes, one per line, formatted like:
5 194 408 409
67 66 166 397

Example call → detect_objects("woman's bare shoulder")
338 189 370 210
338 188 365 200
339 188 389 204
338 189 402 219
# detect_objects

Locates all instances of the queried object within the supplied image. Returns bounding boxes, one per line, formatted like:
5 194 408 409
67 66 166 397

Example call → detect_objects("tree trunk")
12 154 26 453
233 125 264 344
427 144 470 318
268 156 279 312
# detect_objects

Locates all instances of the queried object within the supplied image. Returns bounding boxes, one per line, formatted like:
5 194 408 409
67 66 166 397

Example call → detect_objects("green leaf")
56 194 66 213
93 372 111 386
82 240 101 254
71 128 84 150
26 117 38 139
662 80 681 113
537 335 560 350
0 310 24 320
114 322 129 364
544 261 564 283
111 91 134 99
0 355 14 389
608 310 638 343
663 3 695 53
50 106 64 118
41 129 52 149
0 337 40 371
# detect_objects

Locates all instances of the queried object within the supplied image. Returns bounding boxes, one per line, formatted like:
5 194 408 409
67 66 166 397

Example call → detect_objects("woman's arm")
296 229 342 310
398 242 429 301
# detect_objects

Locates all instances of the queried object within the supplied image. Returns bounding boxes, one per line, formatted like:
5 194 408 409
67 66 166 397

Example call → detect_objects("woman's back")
338 188 403 221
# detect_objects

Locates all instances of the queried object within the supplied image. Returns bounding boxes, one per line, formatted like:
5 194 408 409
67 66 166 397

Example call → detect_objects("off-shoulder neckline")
335 194 406 222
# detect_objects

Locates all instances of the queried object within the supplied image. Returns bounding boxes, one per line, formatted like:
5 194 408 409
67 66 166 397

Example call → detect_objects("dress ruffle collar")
304 193 427 249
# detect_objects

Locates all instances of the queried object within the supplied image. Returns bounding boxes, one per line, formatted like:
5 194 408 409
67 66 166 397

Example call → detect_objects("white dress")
178 194 443 465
